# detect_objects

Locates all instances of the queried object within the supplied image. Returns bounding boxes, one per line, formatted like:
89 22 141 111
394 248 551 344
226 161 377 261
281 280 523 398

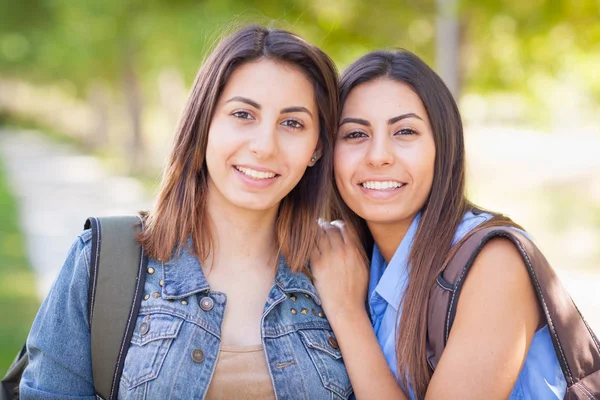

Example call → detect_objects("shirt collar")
161 244 320 304
370 213 421 311
369 211 493 310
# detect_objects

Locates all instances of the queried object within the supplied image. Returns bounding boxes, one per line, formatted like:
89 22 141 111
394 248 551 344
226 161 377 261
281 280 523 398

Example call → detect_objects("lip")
358 184 405 200
233 165 279 189
235 164 278 174
358 177 405 186
356 178 406 200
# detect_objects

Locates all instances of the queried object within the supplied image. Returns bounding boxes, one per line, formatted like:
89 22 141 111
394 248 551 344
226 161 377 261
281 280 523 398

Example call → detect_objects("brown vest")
427 226 600 399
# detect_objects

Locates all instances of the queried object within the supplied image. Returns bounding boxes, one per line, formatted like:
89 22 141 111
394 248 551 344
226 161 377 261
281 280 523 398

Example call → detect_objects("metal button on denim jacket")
20 229 353 400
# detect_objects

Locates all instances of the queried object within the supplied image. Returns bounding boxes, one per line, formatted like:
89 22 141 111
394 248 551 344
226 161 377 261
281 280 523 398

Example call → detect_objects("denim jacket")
20 229 353 400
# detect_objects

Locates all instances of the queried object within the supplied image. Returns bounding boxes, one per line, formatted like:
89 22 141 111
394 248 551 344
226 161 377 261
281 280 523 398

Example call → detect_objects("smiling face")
205 58 321 214
334 77 436 230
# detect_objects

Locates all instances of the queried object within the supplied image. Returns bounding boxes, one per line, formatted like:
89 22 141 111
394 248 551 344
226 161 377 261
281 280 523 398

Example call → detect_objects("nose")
365 134 393 167
249 122 279 159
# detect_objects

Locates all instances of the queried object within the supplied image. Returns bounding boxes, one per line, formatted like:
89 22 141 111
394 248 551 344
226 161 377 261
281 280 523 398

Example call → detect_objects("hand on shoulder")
309 220 369 322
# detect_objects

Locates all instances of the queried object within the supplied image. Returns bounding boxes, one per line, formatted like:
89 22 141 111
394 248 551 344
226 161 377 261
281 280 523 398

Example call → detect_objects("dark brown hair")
140 25 339 272
331 50 518 398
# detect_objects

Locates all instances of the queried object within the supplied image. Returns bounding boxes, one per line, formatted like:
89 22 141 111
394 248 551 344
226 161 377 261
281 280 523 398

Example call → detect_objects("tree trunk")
122 47 144 174
87 81 110 150
436 0 461 100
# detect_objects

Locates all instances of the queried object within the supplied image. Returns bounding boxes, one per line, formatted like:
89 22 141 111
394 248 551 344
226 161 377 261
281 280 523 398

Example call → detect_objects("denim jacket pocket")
121 313 184 390
299 329 353 399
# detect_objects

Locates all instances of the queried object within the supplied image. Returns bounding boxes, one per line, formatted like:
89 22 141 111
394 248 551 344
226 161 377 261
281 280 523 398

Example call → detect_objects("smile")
234 166 278 180
360 180 404 190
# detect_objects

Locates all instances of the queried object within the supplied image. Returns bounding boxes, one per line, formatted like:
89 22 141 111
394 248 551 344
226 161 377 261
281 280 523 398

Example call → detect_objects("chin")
229 197 280 212
359 208 415 226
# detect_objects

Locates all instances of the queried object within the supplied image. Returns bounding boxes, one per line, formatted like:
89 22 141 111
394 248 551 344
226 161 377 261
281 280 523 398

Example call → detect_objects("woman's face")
206 58 321 213
334 77 436 228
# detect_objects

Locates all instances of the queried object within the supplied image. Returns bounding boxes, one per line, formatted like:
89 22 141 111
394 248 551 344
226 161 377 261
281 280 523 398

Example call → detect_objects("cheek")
411 138 436 191
333 145 359 203
285 131 319 165
206 118 245 157
205 124 234 175
333 144 356 182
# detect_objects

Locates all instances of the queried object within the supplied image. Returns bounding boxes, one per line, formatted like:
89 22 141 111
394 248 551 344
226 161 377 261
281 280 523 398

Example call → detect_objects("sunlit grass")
0 147 39 376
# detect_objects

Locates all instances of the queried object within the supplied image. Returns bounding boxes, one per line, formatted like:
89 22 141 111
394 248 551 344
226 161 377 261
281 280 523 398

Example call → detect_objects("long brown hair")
330 50 518 398
140 25 339 272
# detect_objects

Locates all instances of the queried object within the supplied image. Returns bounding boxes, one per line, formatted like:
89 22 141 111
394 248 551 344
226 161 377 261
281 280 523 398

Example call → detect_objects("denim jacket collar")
161 244 210 299
274 255 321 305
161 244 321 305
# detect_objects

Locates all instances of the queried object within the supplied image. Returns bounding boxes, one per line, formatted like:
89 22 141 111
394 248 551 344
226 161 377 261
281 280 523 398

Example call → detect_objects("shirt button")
191 348 204 363
328 336 339 350
140 322 150 336
200 296 214 311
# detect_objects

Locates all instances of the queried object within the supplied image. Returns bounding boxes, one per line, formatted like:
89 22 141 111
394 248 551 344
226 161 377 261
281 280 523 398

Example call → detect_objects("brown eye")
232 111 254 120
343 131 367 139
394 128 417 136
282 119 304 129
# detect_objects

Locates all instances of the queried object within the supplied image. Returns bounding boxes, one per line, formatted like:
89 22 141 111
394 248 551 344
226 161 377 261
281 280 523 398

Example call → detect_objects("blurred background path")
0 128 151 298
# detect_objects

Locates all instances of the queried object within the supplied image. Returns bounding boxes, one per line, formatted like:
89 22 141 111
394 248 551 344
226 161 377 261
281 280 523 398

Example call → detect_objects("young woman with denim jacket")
20 25 353 399
310 50 567 399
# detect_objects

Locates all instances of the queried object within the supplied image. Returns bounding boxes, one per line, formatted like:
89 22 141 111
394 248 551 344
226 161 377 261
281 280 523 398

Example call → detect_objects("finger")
322 223 345 250
331 219 363 250
330 220 350 244
314 224 328 254
310 245 321 271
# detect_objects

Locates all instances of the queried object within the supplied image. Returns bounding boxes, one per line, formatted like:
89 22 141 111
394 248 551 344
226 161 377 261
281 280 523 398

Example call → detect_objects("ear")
308 141 323 167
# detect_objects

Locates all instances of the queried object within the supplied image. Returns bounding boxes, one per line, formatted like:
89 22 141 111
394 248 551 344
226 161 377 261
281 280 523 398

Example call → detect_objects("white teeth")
361 181 403 190
235 166 276 179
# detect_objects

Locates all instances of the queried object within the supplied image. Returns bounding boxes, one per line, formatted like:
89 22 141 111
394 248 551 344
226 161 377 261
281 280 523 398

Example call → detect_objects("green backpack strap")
84 215 147 400
0 345 27 399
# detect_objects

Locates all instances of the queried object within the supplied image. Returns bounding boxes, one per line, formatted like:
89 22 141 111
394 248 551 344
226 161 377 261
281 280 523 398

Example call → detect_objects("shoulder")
456 235 541 333
68 229 93 276
468 237 529 288
79 228 93 244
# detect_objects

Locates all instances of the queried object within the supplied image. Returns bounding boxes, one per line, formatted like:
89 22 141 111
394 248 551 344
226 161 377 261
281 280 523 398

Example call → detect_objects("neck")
205 187 279 271
367 215 417 264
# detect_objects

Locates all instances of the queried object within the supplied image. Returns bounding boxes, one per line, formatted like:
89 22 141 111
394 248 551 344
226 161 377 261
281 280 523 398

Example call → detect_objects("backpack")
0 216 147 400
427 225 600 399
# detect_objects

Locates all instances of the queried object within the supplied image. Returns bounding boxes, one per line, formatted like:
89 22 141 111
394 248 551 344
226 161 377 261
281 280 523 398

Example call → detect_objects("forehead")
220 58 316 108
342 78 426 118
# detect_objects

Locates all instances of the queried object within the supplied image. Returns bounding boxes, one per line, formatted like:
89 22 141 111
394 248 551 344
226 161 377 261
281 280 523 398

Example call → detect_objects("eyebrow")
226 97 313 118
281 106 313 118
226 96 261 109
339 117 370 127
388 113 423 124
339 113 423 127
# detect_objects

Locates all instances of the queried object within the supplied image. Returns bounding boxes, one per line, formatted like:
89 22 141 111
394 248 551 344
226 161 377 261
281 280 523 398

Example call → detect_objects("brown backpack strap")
427 226 600 393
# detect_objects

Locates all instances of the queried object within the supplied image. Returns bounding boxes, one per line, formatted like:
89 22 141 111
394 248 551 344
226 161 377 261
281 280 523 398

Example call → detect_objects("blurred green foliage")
1 0 598 96
0 150 39 376
461 0 600 118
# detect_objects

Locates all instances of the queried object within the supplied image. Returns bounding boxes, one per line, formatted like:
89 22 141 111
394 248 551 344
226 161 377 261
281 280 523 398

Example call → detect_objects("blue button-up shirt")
368 211 566 399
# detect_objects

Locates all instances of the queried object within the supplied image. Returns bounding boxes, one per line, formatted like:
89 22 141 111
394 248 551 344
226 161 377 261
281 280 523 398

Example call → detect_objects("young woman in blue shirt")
311 50 566 399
